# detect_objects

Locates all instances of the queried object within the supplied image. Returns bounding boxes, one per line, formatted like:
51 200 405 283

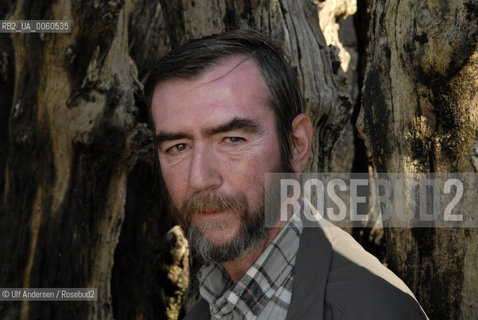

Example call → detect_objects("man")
146 30 428 319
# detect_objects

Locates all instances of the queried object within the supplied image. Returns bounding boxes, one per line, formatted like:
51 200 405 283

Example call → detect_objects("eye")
223 137 245 144
166 143 189 154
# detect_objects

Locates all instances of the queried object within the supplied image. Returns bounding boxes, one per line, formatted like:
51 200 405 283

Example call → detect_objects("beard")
170 192 268 263
165 150 292 263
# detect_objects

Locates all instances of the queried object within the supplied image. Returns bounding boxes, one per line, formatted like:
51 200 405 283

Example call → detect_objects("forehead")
151 56 272 131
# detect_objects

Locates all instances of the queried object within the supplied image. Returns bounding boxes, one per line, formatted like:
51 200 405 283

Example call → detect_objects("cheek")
226 155 275 207
160 164 188 206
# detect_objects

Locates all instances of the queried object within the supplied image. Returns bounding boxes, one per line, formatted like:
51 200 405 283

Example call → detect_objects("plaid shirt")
197 209 303 320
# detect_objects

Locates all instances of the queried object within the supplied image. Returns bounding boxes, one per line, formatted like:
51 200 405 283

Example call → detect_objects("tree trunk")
0 0 351 319
159 0 352 172
0 0 147 319
8 0 475 319
358 0 478 319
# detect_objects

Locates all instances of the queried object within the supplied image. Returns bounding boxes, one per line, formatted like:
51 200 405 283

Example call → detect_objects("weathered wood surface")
2 0 476 319
0 0 351 319
159 0 352 172
0 0 147 319
358 1 478 319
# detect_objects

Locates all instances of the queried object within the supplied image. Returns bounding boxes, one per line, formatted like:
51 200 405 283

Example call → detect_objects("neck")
222 226 281 283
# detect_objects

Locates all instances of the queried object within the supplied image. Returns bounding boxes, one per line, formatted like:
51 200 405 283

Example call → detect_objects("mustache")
179 192 248 219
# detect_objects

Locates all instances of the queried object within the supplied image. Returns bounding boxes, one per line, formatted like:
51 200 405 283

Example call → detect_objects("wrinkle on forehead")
202 55 252 85
152 55 270 109
195 55 270 103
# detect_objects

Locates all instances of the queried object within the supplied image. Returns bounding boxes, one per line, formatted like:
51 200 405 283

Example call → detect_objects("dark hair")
145 29 304 171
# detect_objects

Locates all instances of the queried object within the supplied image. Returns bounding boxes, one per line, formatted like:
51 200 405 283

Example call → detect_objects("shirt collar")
198 206 303 319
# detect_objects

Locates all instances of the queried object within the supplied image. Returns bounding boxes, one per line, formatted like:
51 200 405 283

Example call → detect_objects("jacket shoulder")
183 298 210 320
321 222 428 319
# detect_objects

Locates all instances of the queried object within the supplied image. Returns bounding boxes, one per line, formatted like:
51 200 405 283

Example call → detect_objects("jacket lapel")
286 212 332 320
185 206 333 320
183 297 210 320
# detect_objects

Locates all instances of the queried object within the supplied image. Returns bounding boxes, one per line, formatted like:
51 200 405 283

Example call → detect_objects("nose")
187 143 222 192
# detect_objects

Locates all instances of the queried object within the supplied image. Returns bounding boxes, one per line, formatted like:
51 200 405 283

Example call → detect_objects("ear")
289 114 313 173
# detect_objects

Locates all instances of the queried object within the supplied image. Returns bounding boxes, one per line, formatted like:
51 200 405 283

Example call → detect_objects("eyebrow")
154 117 262 145
204 117 261 136
154 132 193 145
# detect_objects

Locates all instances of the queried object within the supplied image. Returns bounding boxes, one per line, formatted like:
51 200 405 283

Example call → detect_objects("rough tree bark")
358 0 478 319
158 0 352 173
0 0 351 319
6 0 475 319
0 0 148 319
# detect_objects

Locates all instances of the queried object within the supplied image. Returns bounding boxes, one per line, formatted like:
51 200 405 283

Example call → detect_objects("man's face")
151 56 283 262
